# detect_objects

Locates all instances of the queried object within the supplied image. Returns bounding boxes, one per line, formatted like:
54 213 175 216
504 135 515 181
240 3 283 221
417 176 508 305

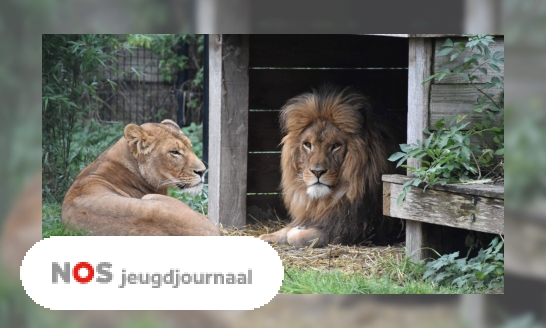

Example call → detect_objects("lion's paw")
257 234 276 244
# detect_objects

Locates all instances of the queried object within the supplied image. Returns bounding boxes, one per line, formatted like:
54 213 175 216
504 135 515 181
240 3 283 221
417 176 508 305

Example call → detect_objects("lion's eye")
303 142 312 148
170 150 181 156
332 143 341 150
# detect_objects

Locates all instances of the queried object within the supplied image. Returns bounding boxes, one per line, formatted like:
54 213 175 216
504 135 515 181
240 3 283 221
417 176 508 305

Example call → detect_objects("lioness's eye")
170 150 181 155
303 142 312 148
332 143 341 150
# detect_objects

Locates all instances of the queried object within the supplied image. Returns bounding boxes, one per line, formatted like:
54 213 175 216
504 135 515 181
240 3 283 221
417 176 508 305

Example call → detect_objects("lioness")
62 120 221 236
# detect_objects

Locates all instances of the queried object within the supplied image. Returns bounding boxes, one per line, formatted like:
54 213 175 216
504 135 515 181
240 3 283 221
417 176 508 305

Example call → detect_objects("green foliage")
181 122 204 159
422 237 504 290
390 34 504 203
168 184 209 216
168 123 208 214
42 34 130 201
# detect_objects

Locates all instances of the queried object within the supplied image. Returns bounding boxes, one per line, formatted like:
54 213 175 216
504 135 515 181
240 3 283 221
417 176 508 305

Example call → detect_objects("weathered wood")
248 108 407 153
430 84 502 128
249 69 408 110
208 34 249 228
247 153 282 193
407 38 434 261
382 174 504 200
248 111 283 152
434 38 504 84
384 181 504 235
407 38 433 170
250 35 409 68
382 182 391 217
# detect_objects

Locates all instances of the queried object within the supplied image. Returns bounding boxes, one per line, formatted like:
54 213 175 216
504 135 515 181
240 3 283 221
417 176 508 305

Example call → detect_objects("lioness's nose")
194 169 205 178
310 168 327 178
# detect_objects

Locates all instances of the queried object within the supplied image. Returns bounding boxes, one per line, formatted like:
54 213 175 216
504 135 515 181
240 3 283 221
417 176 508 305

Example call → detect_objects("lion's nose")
193 169 205 178
310 168 327 178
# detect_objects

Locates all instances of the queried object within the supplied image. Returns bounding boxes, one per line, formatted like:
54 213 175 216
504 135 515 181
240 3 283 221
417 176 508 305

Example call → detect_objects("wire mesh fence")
93 47 201 126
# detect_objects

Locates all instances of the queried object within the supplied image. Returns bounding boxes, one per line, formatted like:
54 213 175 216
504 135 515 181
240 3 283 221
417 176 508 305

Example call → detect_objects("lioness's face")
125 122 206 196
298 121 348 199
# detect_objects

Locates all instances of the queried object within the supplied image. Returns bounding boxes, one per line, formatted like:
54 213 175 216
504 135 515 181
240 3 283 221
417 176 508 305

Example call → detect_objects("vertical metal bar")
176 38 189 127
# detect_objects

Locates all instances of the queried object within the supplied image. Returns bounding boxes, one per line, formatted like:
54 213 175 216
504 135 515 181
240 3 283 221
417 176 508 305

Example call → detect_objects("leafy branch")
390 34 504 204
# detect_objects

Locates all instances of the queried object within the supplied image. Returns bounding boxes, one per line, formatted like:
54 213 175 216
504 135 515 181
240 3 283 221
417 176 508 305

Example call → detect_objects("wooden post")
406 38 434 261
208 34 249 228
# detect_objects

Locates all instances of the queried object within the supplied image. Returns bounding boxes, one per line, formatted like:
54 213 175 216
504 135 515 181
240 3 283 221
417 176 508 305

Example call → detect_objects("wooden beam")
208 34 249 228
383 174 504 200
430 84 503 128
406 38 434 261
383 179 504 235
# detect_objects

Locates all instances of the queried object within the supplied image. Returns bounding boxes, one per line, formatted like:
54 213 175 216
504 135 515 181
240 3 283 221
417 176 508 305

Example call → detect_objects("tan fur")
259 87 393 247
62 120 220 236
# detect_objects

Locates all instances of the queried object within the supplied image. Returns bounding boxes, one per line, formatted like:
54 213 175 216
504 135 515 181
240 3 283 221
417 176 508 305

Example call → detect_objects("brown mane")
278 87 394 245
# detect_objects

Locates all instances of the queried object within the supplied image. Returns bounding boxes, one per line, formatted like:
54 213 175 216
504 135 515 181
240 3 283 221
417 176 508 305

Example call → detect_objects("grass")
42 202 88 238
281 268 465 294
279 251 499 294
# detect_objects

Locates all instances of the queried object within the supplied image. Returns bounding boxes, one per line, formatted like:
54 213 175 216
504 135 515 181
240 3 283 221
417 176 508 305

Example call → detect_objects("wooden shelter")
207 34 504 261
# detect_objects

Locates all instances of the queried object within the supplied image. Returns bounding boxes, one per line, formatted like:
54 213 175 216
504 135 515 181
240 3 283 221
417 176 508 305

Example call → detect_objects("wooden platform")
383 174 504 259
383 174 504 235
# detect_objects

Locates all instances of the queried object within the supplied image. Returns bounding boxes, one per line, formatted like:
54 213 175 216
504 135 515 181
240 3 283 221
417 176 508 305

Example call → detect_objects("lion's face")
298 121 348 199
124 120 206 196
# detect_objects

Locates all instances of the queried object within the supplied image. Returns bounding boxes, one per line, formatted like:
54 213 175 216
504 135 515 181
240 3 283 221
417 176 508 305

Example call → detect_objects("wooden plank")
249 69 408 110
382 174 504 200
248 108 408 152
434 38 504 84
247 153 282 193
430 84 502 128
248 111 283 152
246 194 288 224
385 182 504 235
407 38 434 261
249 35 409 68
208 34 249 228
407 38 433 170
382 182 391 217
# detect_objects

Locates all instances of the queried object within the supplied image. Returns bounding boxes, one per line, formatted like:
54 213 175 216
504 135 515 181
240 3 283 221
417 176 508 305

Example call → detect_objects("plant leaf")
388 152 406 161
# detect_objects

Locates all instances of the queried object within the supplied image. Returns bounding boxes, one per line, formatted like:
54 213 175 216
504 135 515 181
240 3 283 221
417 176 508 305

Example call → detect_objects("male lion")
62 119 221 236
259 87 394 247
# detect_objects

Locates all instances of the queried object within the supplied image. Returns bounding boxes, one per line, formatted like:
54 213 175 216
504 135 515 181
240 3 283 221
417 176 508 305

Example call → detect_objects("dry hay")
220 217 406 277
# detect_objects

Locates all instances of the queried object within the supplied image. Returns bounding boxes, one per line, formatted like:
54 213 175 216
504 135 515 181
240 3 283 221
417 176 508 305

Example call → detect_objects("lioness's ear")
124 124 153 156
161 119 181 133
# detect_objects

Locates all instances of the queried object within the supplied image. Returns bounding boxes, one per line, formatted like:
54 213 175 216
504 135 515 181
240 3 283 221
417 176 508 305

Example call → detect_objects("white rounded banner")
21 236 284 310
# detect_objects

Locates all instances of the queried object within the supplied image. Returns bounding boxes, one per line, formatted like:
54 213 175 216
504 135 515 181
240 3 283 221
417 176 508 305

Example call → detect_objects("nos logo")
52 262 112 284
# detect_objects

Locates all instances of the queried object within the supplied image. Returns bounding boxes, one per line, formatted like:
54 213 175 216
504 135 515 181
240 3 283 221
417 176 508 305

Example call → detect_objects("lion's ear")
124 124 153 156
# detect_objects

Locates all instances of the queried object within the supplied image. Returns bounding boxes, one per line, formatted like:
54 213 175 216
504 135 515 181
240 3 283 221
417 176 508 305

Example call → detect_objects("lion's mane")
280 87 394 245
